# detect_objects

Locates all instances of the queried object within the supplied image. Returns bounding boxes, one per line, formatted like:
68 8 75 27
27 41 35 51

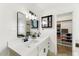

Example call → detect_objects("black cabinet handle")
44 48 46 53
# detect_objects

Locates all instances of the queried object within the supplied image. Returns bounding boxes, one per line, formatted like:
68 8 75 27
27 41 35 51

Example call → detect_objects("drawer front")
38 38 48 56
27 47 38 56
39 46 48 56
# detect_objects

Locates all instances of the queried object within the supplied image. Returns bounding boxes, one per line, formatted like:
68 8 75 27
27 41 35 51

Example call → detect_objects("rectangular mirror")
17 12 26 37
41 15 52 28
31 20 38 28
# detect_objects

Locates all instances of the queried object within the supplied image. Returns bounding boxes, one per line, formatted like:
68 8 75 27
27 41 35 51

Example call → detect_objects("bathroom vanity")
8 36 49 56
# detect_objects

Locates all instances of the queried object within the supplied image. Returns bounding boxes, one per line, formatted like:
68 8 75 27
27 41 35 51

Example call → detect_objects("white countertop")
8 35 49 56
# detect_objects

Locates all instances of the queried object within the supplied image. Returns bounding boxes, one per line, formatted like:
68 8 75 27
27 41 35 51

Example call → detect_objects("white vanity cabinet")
8 36 49 56
8 47 38 56
38 38 48 56
26 47 38 56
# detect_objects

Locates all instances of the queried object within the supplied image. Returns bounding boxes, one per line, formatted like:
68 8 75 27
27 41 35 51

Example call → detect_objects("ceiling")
26 3 78 16
33 3 75 11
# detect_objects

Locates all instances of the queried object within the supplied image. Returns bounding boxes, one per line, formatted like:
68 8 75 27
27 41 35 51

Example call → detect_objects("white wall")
0 3 39 56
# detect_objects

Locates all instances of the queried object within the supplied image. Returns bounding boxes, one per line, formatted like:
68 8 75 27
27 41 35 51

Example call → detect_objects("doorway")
57 12 72 56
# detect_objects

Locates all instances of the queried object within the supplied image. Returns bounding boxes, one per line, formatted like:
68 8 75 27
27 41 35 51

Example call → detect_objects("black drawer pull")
44 48 46 53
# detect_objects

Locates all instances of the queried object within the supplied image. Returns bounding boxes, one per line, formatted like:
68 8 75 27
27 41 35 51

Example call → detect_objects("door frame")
56 12 73 56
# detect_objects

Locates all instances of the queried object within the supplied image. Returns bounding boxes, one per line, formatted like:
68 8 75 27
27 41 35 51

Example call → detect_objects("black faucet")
23 36 28 42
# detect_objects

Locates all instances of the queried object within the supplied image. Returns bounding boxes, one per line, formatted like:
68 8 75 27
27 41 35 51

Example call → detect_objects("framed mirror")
41 15 52 28
31 19 39 28
17 12 26 37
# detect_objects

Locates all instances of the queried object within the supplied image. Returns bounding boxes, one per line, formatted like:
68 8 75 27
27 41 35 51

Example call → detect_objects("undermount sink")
30 40 38 43
24 40 38 48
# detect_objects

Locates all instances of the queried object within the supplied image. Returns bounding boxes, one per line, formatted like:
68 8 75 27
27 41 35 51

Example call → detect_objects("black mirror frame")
41 15 52 28
17 12 25 38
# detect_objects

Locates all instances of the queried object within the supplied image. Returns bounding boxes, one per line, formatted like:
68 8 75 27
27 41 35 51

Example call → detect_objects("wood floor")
57 44 72 56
